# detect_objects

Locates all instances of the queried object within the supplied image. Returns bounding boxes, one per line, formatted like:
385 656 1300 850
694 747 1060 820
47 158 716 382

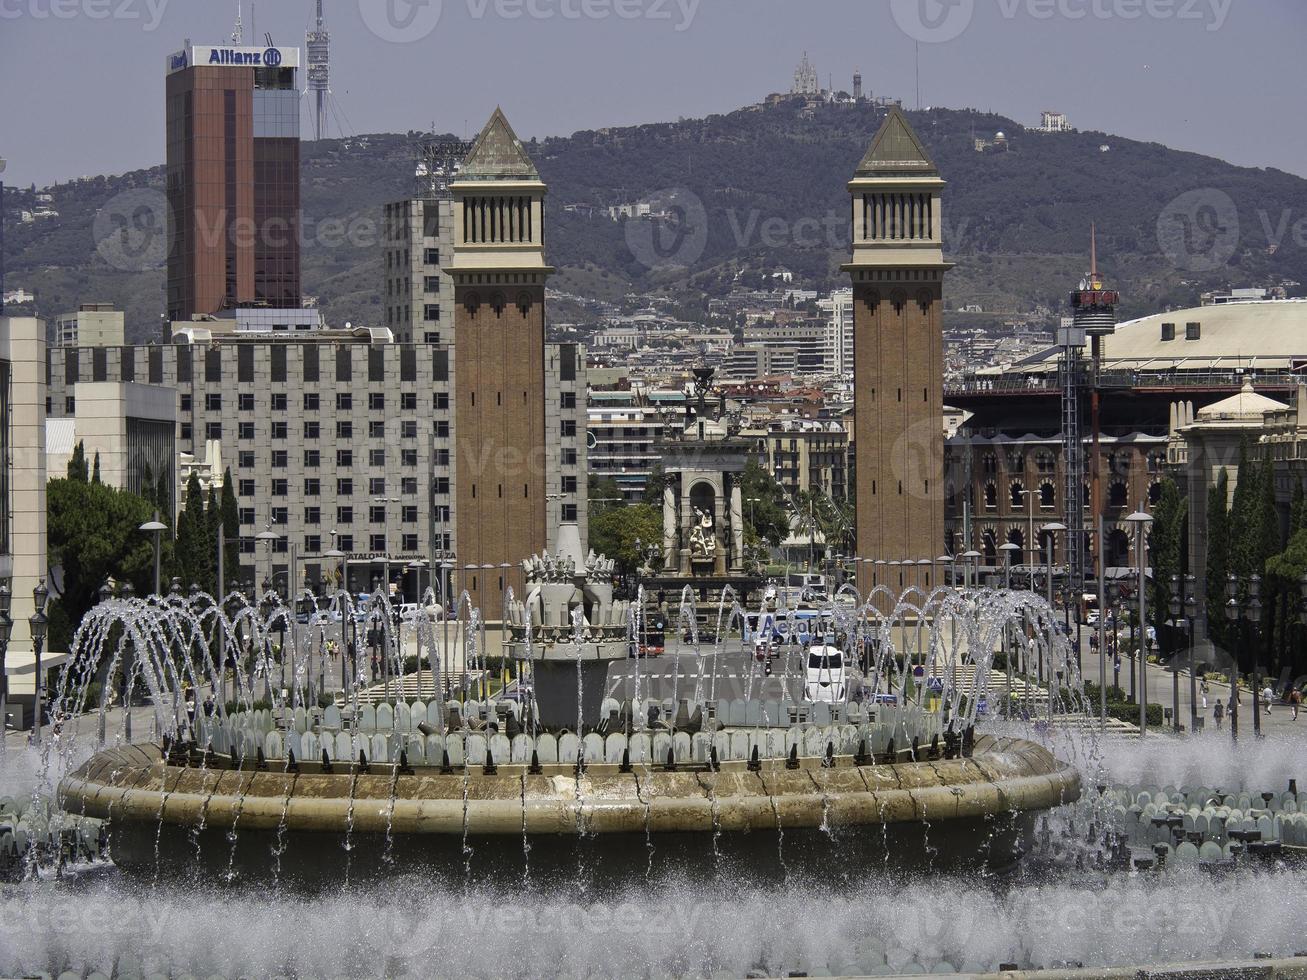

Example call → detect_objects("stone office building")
45 331 586 603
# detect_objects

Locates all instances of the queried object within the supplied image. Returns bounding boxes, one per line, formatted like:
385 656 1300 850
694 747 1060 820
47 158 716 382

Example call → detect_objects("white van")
805 641 846 702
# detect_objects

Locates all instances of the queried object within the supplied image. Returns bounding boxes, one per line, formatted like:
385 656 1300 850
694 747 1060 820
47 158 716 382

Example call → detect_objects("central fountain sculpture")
48 577 1083 883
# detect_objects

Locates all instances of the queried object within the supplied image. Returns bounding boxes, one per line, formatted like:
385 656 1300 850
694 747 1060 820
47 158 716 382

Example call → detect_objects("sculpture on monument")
689 507 717 560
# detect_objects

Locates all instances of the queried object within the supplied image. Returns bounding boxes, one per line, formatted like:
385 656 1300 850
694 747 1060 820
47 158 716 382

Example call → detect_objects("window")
303 344 320 383
370 449 386 467
239 539 255 555
402 477 419 495
271 421 287 440
434 478 450 495
337 421 353 440
238 393 254 411
370 534 387 552
401 449 418 467
401 393 417 411
272 479 288 497
1185 322 1201 341
369 505 386 524
562 504 578 522
561 420 577 437
238 451 255 469
272 450 288 468
234 421 251 440
560 392 576 409
434 449 450 466
336 347 352 384
304 506 321 525
369 478 387 495
337 506 354 525
424 304 441 322
272 507 289 525
304 421 320 439
433 392 449 410
337 450 354 468
370 421 386 439
208 422 225 440
271 393 288 412
563 449 578 466
402 534 419 552
336 393 352 411
424 276 440 293
304 450 321 468
304 535 321 553
369 393 386 411
424 247 440 265
304 478 321 496
304 393 320 411
239 507 255 525
402 505 418 523
368 347 384 383
270 346 287 384
180 394 192 412
562 476 578 493
337 478 353 496
401 347 417 383
1039 482 1055 509
432 420 450 438
1161 322 1176 342
401 420 417 439
338 535 354 552
1010 482 1025 507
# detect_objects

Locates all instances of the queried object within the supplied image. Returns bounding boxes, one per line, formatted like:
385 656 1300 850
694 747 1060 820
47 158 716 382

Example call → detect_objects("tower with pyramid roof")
445 107 552 611
843 107 951 587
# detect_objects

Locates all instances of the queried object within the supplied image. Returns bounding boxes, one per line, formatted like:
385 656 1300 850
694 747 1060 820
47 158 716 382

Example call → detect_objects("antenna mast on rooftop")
306 0 331 140
231 0 243 44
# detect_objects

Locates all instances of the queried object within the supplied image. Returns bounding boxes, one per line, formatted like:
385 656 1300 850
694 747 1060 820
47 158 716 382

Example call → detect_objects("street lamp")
1041 523 1067 615
139 512 167 596
29 580 48 743
0 585 11 750
1123 509 1153 736
999 542 1020 590
256 522 281 597
961 550 981 589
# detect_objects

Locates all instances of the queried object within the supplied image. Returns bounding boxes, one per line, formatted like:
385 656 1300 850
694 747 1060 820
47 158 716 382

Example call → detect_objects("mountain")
5 99 1304 342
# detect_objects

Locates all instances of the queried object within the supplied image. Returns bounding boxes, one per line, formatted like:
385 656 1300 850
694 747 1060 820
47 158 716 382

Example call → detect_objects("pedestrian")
1290 688 1301 721
1262 684 1274 714
1200 690 1208 712
1213 699 1224 730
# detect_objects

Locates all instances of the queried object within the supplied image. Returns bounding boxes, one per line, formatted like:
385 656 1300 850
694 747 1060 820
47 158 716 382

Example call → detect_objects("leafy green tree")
46 477 170 650
175 471 214 594
66 441 88 482
589 503 663 576
1147 478 1187 653
642 462 666 506
1205 469 1230 650
220 469 240 591
587 475 624 518
739 460 789 550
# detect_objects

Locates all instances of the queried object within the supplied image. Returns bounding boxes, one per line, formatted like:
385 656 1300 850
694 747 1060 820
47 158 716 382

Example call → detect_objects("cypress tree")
91 451 101 484
67 441 88 482
220 468 240 590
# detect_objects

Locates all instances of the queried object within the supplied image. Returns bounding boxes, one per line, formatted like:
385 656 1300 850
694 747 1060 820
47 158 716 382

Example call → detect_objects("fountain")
7 574 1306 978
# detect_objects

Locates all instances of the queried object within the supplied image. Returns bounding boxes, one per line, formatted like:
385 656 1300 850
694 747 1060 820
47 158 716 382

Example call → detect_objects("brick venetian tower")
843 108 951 592
446 108 551 612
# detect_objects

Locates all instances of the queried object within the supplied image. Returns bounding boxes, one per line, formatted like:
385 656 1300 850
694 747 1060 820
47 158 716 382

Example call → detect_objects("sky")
0 0 1304 187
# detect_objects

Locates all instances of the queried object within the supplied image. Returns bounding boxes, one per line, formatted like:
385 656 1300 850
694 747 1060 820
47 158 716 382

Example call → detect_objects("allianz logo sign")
204 47 283 67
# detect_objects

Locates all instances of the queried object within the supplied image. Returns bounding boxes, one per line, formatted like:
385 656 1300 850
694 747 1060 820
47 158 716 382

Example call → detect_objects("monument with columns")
646 368 760 611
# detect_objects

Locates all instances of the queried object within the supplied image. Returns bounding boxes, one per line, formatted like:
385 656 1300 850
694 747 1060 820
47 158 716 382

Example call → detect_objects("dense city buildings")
54 304 123 349
165 42 303 321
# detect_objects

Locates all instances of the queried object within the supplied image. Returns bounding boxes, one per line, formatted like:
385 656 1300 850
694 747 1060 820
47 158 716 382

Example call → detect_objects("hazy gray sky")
1 0 1303 187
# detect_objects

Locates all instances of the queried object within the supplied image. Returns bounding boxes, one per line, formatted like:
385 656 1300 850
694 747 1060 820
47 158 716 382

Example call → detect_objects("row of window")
190 391 439 413
235 476 442 497
239 504 425 525
240 533 421 555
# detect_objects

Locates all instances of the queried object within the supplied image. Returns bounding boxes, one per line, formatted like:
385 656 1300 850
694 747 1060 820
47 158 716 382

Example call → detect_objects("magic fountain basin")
59 734 1079 882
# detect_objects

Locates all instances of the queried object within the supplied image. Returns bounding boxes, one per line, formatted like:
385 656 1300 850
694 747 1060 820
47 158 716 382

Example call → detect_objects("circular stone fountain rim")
59 734 1080 836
